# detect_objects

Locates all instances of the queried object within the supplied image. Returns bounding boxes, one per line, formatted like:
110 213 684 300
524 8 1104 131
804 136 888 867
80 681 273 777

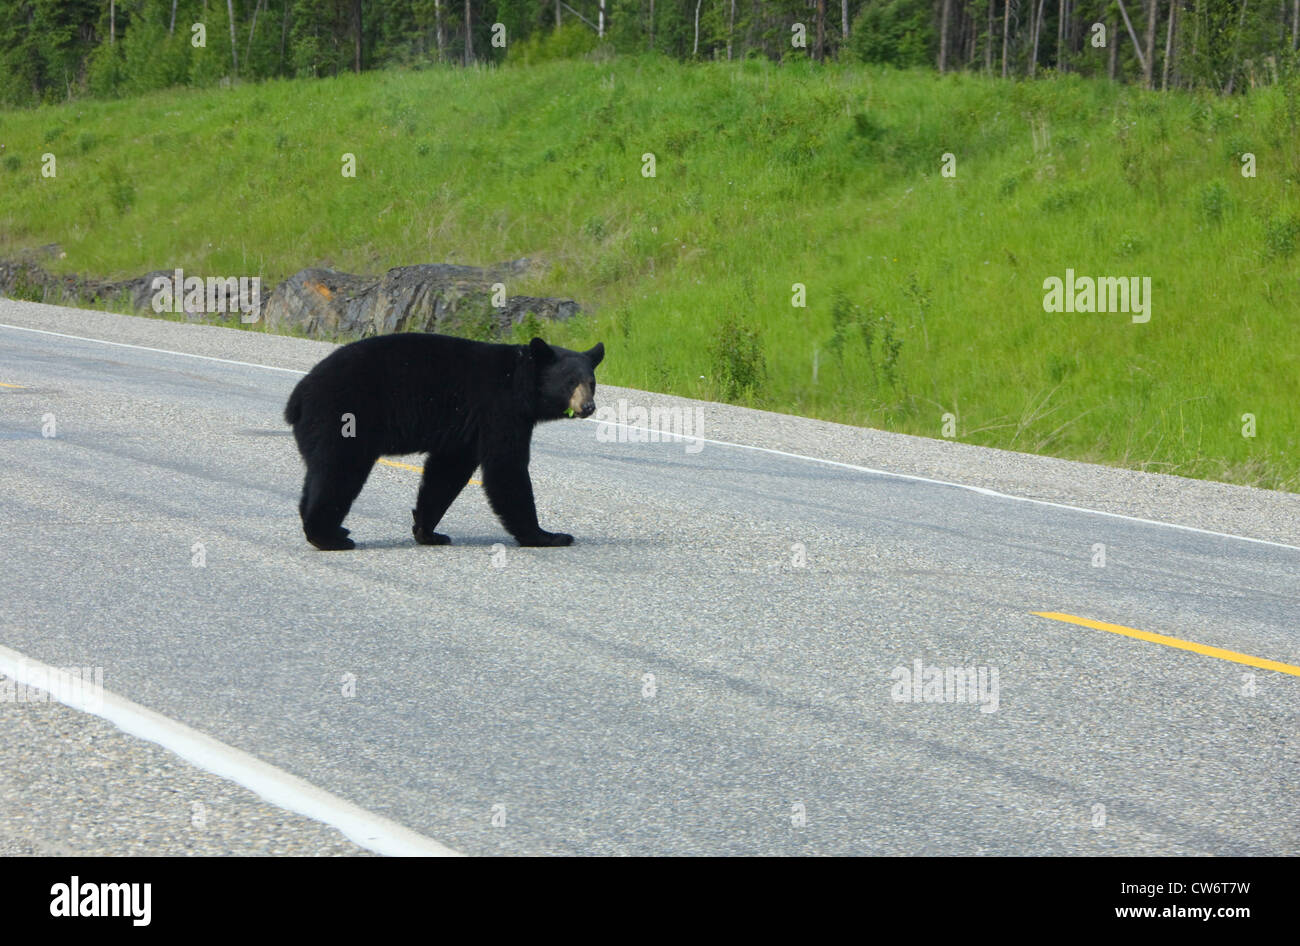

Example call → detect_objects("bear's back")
296 333 523 456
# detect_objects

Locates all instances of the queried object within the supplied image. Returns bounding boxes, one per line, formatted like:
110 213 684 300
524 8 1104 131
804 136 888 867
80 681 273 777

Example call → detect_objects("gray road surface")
1 299 1297 856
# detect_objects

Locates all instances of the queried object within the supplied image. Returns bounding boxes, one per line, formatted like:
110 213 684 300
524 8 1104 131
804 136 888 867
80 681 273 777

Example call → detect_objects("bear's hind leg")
413 450 478 545
300 455 375 551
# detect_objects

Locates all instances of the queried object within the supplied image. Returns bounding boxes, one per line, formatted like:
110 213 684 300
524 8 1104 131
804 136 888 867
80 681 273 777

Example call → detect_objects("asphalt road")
1 300 1297 856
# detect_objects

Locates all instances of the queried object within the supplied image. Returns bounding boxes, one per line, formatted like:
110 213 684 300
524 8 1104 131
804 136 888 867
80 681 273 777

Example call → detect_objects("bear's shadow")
349 534 638 551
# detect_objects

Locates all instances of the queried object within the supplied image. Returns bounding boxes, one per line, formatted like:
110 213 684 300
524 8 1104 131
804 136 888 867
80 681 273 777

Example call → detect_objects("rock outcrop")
260 261 579 338
0 253 581 340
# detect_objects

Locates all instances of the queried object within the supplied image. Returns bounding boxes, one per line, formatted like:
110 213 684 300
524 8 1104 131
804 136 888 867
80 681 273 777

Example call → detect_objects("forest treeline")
3 1 1299 107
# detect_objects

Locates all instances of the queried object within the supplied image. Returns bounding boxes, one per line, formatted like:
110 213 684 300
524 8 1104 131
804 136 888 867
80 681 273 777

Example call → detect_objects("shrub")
710 315 766 400
846 0 935 68
508 24 600 66
1198 180 1228 225
1263 213 1300 259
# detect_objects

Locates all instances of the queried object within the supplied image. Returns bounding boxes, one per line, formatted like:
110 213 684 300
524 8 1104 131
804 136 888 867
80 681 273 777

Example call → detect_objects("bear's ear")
585 342 605 368
529 337 556 364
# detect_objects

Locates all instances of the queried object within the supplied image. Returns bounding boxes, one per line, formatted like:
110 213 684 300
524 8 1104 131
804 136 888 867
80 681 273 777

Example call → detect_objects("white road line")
0 322 308 375
0 644 461 857
588 420 1300 553
4 318 1298 554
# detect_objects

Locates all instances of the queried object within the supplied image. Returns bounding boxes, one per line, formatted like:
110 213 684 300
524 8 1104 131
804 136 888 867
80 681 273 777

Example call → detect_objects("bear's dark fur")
284 333 604 551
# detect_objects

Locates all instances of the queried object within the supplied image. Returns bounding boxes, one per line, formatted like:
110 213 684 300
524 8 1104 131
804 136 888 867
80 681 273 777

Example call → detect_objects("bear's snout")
567 382 596 419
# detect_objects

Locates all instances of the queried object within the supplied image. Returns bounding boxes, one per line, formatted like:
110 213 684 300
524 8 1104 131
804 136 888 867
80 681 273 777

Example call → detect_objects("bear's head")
529 337 605 422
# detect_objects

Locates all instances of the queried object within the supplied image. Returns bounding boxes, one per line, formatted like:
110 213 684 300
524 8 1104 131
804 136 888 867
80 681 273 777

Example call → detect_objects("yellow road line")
0 382 24 388
1032 611 1300 678
377 457 481 486
377 458 424 473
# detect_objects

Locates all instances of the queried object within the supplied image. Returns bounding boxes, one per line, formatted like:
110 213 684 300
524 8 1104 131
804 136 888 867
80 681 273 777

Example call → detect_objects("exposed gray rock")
260 268 379 336
0 262 258 323
0 255 580 340
0 260 118 307
261 261 579 339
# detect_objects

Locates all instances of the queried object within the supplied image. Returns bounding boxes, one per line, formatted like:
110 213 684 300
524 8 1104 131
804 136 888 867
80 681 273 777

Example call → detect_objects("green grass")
2 57 1298 490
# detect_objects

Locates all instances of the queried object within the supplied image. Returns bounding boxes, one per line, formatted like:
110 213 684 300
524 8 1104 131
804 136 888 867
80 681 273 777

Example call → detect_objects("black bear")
284 333 604 551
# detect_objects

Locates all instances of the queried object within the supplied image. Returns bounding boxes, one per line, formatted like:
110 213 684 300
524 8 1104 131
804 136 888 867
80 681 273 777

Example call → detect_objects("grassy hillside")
2 58 1298 490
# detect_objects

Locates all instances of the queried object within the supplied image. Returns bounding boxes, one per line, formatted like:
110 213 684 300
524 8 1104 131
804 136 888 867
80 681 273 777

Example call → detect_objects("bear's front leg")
480 456 573 547
411 512 452 545
518 530 575 548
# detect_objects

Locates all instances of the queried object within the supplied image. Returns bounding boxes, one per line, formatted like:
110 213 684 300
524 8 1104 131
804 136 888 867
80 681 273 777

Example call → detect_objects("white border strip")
4 318 1298 553
0 644 461 857
586 419 1300 553
0 322 308 375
